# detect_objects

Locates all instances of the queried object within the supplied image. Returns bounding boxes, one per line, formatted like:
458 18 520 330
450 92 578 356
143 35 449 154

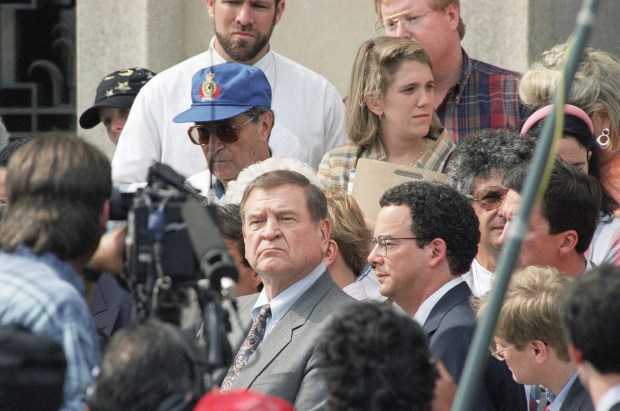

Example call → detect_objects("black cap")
79 67 156 129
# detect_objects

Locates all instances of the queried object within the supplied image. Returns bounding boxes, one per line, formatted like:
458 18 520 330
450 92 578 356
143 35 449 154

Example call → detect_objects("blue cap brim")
172 104 254 123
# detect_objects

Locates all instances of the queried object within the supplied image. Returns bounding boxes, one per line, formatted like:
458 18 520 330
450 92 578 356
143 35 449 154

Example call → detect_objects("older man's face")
242 183 330 298
197 111 271 188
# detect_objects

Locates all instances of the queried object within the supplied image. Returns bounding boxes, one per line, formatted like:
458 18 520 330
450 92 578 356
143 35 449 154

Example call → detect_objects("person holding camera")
0 134 111 411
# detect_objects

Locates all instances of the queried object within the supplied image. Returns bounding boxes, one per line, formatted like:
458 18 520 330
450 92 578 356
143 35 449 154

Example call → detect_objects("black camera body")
110 163 236 324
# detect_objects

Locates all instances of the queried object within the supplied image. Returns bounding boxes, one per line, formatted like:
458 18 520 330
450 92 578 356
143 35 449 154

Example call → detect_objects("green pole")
450 1 600 410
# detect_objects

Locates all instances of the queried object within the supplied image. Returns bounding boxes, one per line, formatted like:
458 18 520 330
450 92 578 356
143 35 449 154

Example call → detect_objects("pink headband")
520 104 594 135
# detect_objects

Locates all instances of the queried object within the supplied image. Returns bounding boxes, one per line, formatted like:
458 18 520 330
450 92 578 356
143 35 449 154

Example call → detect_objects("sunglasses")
467 185 508 211
187 115 256 146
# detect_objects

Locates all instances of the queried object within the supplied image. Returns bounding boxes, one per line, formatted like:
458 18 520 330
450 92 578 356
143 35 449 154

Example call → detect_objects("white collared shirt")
597 384 620 411
462 258 494 297
113 38 346 184
413 277 464 325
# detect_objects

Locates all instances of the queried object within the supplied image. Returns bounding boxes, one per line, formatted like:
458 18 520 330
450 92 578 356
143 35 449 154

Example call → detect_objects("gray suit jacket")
225 270 356 410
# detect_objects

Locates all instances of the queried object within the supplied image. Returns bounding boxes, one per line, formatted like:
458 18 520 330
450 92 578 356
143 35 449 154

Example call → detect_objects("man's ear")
319 218 332 255
444 2 460 32
274 0 286 26
259 111 274 142
427 238 447 269
558 230 579 257
206 0 215 18
100 199 110 228
323 239 339 267
531 340 550 364
364 92 383 118
568 344 584 365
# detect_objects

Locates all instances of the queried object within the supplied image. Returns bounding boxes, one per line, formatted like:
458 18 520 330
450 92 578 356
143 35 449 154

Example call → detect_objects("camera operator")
0 133 110 411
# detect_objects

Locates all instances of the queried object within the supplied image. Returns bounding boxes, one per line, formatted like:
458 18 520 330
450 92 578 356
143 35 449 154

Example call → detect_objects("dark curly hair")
447 129 537 196
380 181 480 275
317 303 437 411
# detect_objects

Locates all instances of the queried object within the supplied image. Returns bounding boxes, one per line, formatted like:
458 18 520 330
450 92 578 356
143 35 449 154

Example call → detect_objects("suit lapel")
422 281 472 335
560 376 592 411
231 270 333 388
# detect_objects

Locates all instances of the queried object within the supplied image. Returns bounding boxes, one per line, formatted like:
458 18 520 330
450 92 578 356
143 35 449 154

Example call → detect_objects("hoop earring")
597 128 611 150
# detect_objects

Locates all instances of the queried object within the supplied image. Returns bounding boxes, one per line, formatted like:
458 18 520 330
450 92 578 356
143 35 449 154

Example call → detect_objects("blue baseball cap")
173 62 272 123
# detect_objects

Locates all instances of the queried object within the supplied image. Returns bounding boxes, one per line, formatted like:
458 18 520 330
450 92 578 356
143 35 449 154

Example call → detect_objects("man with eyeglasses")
174 62 302 203
369 180 526 411
477 266 594 411
497 159 600 277
112 0 347 185
447 129 537 296
373 0 523 143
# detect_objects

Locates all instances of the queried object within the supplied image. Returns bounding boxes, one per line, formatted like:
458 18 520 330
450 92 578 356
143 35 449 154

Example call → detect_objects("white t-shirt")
112 38 347 184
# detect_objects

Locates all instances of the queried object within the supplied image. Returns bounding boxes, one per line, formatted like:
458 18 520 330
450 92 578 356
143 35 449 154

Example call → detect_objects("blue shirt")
253 262 326 337
0 246 100 411
548 372 579 411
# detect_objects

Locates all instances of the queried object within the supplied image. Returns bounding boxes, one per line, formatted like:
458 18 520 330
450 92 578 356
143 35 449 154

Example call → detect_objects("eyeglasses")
375 9 433 34
491 344 514 361
467 185 508 211
187 116 256 146
370 235 422 257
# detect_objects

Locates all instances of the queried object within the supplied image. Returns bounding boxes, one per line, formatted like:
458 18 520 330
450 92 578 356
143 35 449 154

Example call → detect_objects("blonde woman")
519 43 620 211
318 37 454 192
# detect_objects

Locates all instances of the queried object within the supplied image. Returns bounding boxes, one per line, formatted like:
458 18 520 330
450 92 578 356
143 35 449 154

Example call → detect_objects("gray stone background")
76 0 620 157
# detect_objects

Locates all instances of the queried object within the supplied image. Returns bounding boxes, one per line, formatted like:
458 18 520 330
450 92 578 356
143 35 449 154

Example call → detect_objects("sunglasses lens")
477 187 507 211
215 124 239 143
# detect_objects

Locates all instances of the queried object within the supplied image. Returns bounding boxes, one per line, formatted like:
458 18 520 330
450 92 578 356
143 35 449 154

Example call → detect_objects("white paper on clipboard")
351 158 448 220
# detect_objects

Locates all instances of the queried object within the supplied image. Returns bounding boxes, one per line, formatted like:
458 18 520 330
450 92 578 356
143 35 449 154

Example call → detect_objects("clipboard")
351 158 448 219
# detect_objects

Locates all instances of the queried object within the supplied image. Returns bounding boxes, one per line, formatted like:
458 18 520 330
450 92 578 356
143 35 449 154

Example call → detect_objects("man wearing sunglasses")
448 129 537 296
498 159 600 278
174 62 301 203
112 0 346 186
368 180 526 411
373 0 523 143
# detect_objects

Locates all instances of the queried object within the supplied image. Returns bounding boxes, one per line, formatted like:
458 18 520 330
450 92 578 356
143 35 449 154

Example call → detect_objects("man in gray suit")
220 170 355 409
368 181 526 411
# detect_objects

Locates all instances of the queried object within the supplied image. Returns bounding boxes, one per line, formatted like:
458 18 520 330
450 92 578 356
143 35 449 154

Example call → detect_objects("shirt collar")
413 276 464 325
253 262 326 336
597 384 620 411
546 372 579 411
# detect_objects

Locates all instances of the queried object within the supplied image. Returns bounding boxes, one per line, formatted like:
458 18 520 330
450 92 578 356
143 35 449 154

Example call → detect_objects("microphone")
181 198 239 290
220 277 238 312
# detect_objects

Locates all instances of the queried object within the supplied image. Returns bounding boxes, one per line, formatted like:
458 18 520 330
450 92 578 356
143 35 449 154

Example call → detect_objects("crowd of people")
2 0 620 410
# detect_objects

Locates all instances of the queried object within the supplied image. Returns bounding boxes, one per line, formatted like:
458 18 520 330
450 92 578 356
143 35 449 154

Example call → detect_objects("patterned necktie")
220 304 271 391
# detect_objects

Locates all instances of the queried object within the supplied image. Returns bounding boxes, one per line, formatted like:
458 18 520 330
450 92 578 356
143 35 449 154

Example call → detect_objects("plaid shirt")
318 128 454 192
438 49 524 144
0 247 100 411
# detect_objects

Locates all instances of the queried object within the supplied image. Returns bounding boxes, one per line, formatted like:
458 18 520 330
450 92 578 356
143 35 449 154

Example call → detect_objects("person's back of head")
0 133 111 261
324 191 371 277
561 264 620 375
89 319 201 411
504 158 601 254
0 324 67 411
317 302 437 411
